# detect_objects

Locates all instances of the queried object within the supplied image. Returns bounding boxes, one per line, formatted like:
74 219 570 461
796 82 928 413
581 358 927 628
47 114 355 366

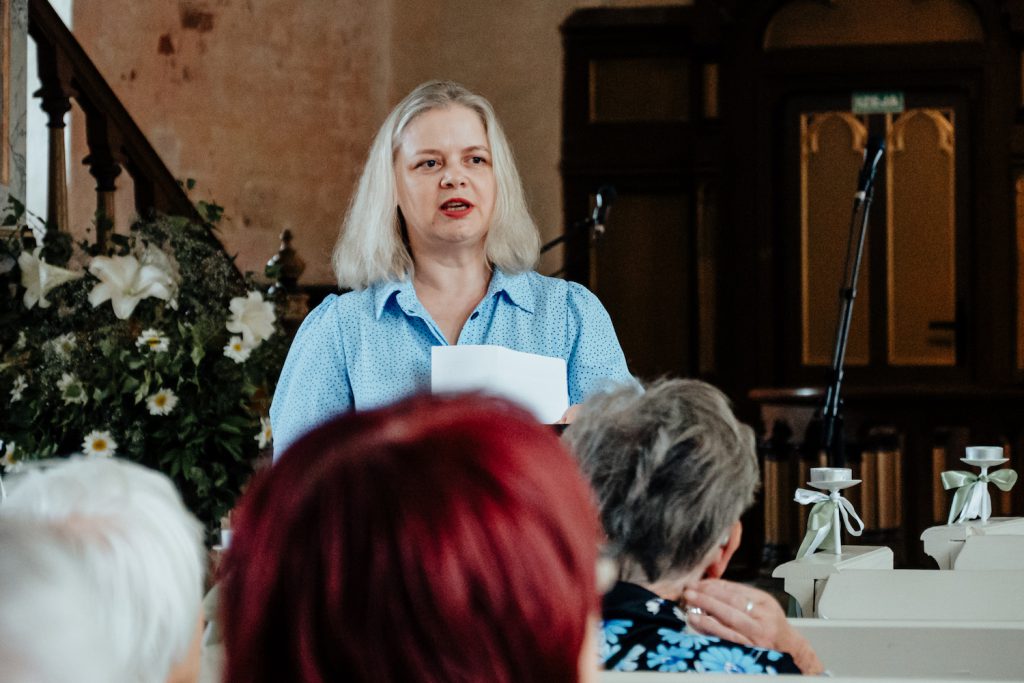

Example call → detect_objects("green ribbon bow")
794 489 864 559
941 469 1018 524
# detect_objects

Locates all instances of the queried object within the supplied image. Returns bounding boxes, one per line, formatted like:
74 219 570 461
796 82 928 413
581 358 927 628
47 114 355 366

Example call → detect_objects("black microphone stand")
540 216 594 255
820 148 882 467
541 186 614 278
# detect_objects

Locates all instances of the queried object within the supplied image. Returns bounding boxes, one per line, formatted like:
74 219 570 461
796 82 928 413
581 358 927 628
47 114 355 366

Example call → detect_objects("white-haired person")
0 517 117 683
0 457 207 683
565 379 823 675
270 79 631 458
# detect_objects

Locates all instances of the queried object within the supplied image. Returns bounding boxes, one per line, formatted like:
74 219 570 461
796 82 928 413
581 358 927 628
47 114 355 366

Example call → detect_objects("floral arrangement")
0 206 288 534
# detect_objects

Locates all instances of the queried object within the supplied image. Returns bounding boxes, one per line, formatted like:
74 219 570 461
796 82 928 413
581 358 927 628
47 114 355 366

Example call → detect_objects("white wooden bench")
953 534 1024 570
602 619 1024 680
817 569 1024 621
921 517 1024 569
771 545 893 617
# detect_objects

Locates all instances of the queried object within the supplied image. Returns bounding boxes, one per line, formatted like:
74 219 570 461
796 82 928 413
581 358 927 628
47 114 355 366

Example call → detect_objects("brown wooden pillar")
33 38 73 233
80 97 124 251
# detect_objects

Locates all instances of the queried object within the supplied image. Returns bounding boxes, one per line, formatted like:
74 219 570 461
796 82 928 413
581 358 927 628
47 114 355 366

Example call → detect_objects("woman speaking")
271 81 632 457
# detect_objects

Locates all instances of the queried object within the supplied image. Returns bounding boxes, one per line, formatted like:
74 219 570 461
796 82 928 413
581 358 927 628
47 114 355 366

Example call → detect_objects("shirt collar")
488 268 535 314
372 278 414 320
372 268 536 319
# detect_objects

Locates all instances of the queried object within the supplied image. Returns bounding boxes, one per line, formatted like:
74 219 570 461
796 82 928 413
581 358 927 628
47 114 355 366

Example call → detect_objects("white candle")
965 446 1003 461
810 467 852 484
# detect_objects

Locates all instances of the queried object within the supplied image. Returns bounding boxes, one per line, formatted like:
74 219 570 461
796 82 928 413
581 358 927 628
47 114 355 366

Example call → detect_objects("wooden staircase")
27 0 201 247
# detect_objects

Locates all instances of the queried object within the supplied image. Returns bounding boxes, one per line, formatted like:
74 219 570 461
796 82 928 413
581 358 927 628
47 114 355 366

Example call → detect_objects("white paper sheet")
431 345 569 423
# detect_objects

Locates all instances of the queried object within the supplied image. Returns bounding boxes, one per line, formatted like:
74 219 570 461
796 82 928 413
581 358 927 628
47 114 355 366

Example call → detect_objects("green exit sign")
851 91 905 114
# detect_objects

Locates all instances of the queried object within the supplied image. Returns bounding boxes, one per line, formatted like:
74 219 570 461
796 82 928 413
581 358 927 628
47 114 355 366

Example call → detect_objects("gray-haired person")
0 517 117 683
566 379 822 675
0 457 207 683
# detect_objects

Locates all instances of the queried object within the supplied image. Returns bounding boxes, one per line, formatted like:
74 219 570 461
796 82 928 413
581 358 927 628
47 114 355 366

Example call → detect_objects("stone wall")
67 0 687 284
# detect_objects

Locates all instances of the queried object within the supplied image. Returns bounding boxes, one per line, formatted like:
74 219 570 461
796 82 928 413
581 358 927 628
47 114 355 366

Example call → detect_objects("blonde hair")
333 80 540 289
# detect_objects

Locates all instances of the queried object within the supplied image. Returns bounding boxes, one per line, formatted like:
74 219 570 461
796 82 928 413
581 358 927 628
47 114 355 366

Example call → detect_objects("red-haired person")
220 394 601 683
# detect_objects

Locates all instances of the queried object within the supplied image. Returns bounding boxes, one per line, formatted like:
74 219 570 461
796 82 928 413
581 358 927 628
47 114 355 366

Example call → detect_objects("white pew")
817 569 1024 621
953 534 1024 570
602 620 1024 680
771 545 893 617
605 677 984 683
794 619 1024 679
921 517 1024 569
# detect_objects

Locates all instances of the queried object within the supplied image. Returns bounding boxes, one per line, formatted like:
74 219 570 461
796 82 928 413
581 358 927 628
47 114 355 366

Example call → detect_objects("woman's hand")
556 404 581 424
683 579 823 675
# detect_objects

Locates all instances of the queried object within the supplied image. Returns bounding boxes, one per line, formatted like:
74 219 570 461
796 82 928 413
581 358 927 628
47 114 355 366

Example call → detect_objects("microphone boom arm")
820 136 884 467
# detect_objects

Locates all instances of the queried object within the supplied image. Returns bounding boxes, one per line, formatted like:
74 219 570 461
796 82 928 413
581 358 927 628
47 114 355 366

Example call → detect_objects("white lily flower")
18 248 83 310
226 291 275 348
255 416 272 449
88 254 175 319
57 372 87 406
10 375 27 402
223 336 252 363
146 389 179 416
82 430 117 458
139 244 181 310
136 328 170 353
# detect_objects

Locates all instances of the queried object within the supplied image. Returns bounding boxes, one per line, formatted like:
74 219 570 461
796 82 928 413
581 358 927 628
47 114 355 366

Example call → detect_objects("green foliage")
0 211 287 536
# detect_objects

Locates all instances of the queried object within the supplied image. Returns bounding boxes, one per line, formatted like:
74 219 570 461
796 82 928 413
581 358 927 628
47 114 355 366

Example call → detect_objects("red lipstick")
439 198 474 219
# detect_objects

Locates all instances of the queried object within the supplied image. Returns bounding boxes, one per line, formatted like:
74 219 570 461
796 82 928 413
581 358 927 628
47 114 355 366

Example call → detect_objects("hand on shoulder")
683 578 824 675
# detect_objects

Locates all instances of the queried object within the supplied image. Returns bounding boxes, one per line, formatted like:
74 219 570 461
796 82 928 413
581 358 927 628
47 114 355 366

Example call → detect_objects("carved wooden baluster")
267 229 309 335
33 35 73 234
125 157 155 219
79 96 124 251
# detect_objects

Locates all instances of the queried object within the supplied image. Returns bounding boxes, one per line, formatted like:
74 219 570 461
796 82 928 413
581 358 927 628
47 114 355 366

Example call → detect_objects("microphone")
855 136 885 201
592 185 617 237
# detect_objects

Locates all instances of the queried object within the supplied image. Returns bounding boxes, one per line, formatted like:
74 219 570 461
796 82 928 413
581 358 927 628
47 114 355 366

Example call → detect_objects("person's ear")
704 521 742 579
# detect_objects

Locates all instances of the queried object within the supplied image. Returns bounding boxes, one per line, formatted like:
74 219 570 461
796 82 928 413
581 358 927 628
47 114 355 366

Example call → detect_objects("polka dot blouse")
269 268 633 458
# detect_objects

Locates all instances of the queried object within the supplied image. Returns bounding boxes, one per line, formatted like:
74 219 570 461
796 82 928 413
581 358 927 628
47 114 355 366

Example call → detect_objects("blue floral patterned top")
601 581 801 675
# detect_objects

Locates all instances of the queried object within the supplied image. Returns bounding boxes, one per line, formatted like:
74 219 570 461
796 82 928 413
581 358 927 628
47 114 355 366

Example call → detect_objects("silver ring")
744 599 755 614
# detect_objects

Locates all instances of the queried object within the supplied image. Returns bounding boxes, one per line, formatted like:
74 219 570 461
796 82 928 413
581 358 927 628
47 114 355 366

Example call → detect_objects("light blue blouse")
270 268 633 458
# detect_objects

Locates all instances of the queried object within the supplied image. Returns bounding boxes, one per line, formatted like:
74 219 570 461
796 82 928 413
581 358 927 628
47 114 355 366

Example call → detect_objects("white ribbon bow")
794 488 865 558
953 481 990 524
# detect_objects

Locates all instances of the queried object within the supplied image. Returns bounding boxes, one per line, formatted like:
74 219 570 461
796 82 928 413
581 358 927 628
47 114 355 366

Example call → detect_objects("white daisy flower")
1 441 20 471
226 291 276 348
82 430 117 457
57 372 88 405
146 388 178 416
223 336 252 363
255 416 272 449
10 375 27 402
51 332 77 356
136 328 170 353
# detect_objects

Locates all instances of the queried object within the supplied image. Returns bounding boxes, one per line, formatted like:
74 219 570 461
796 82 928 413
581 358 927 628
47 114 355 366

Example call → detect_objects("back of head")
0 518 117 683
0 457 206 683
565 379 759 584
333 79 539 289
222 394 599 683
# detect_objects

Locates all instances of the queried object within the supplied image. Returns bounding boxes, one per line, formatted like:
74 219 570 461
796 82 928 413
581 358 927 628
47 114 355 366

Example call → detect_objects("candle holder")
942 447 1017 525
795 467 864 557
